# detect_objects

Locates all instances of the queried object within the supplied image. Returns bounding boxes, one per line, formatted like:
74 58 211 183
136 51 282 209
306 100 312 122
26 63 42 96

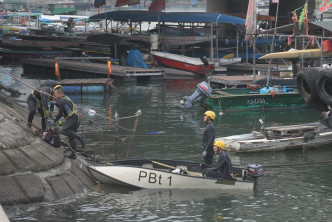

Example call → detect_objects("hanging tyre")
296 68 321 105
316 69 332 105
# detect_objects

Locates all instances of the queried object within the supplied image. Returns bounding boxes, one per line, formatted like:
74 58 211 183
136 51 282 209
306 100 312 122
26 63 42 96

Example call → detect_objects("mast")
267 0 280 86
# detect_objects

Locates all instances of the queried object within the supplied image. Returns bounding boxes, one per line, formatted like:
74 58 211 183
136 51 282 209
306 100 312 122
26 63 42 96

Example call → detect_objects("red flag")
149 0 165 11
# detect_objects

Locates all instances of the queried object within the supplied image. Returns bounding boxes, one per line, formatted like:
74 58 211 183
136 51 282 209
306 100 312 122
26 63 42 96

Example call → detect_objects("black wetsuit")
204 151 233 179
202 122 215 166
27 86 54 131
54 96 84 151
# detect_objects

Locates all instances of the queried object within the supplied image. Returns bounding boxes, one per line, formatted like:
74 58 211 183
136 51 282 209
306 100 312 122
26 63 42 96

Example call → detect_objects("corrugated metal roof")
311 21 332 33
89 10 245 25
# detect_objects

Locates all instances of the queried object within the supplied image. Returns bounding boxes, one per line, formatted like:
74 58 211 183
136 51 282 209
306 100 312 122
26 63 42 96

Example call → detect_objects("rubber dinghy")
87 159 264 190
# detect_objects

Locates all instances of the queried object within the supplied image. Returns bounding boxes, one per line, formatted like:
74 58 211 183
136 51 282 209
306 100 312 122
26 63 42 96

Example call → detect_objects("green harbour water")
2 67 332 222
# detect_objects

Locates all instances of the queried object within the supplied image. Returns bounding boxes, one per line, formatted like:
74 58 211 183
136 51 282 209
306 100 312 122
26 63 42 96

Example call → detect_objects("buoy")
55 61 60 80
19 17 26 25
107 60 112 78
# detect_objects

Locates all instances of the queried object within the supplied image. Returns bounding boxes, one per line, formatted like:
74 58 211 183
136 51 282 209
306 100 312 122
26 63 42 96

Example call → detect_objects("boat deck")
21 59 165 81
208 75 266 87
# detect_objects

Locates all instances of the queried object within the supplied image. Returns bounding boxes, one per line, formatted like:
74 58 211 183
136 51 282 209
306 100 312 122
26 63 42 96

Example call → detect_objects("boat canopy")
89 10 245 25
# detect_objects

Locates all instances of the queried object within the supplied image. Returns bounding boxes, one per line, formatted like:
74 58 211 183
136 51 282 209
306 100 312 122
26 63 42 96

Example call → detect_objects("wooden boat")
218 122 332 152
203 85 306 111
151 51 214 75
87 159 264 190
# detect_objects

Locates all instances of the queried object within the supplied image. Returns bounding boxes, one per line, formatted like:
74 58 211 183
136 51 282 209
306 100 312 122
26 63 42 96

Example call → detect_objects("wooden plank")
214 90 232 95
208 75 265 86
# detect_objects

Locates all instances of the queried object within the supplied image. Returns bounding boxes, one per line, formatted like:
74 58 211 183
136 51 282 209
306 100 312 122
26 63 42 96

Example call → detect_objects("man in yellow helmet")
203 140 233 179
202 110 216 166
53 85 85 159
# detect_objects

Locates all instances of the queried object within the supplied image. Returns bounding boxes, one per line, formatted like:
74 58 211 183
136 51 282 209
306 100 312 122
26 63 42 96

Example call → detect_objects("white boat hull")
219 123 332 152
88 165 255 190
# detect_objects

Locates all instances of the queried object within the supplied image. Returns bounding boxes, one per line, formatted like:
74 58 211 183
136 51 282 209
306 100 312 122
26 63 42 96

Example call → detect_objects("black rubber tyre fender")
296 68 321 105
316 69 332 105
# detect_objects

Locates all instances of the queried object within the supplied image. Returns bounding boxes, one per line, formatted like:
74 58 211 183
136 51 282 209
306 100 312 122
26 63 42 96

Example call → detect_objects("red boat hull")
152 54 213 75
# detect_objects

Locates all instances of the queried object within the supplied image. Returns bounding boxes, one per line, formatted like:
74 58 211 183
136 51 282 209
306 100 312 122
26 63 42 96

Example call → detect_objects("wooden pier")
21 58 165 81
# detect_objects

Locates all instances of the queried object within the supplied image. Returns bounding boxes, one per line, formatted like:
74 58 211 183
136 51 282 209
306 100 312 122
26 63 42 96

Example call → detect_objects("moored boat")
151 51 214 75
202 85 306 111
218 122 332 152
87 159 263 190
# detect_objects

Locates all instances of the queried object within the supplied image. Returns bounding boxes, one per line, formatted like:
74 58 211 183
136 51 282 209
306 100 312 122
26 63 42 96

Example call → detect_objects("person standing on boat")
52 85 85 159
27 80 56 131
202 110 216 166
203 141 233 179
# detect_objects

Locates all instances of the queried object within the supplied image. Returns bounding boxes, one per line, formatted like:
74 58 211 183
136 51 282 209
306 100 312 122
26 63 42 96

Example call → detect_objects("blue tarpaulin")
126 49 148 69
89 10 245 25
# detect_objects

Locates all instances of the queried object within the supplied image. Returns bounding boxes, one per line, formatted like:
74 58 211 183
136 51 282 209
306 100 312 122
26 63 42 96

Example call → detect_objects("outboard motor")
180 81 213 108
244 164 264 189
321 108 332 129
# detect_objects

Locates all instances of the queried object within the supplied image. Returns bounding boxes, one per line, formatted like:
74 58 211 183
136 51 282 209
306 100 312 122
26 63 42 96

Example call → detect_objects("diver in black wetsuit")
27 80 56 131
53 85 85 159
202 111 216 166
203 140 233 180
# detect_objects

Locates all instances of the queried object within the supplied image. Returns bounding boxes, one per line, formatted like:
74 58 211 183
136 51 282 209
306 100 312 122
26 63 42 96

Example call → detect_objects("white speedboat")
87 159 263 190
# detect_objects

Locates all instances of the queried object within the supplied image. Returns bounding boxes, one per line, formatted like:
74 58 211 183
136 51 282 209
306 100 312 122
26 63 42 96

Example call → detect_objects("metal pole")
115 114 119 160
215 14 221 59
158 16 160 51
253 34 256 84
210 23 213 59
216 23 219 58
302 37 305 67
321 29 325 66
236 30 239 58
267 1 279 86
246 40 248 63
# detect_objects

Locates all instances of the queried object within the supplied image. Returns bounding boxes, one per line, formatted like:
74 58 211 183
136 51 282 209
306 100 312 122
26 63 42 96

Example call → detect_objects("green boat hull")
203 87 307 111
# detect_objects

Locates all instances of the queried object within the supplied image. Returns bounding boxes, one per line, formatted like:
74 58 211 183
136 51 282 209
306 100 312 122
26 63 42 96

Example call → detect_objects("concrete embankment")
0 92 96 205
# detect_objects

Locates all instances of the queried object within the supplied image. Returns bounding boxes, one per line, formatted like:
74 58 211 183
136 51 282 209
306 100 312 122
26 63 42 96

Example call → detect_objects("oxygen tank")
180 81 213 108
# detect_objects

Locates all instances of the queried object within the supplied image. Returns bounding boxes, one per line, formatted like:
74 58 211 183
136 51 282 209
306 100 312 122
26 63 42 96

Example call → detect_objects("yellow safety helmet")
53 85 63 90
204 111 216 120
213 140 225 150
